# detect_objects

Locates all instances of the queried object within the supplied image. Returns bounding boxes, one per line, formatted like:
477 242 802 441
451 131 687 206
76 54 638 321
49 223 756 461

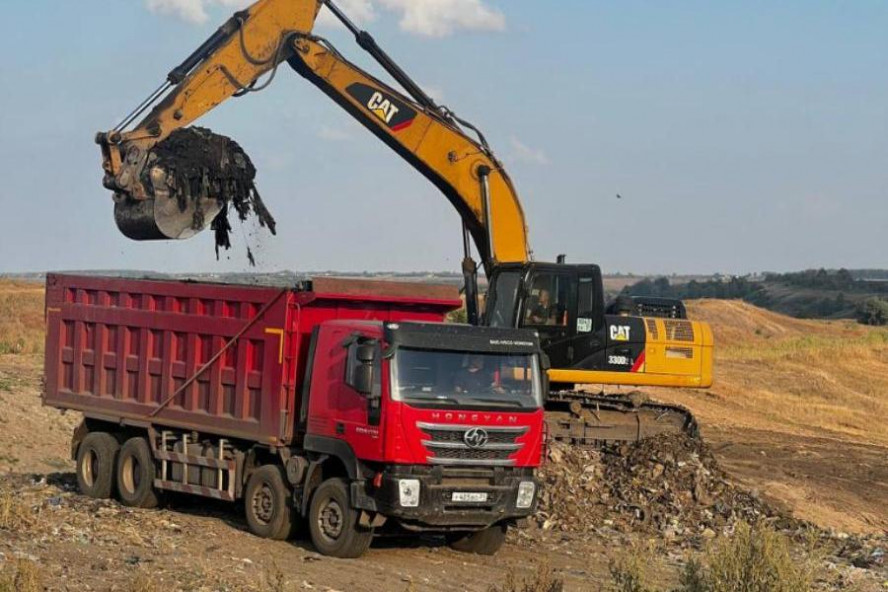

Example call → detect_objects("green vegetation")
608 549 650 592
488 561 564 592
857 297 888 326
677 523 811 592
605 523 812 592
446 306 469 324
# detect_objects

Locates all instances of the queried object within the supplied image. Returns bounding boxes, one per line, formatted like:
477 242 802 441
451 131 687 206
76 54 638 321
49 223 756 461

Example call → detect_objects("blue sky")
0 1 885 275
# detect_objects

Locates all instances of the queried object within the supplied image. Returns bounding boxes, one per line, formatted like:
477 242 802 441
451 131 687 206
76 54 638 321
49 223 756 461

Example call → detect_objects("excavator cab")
485 262 714 390
486 262 604 377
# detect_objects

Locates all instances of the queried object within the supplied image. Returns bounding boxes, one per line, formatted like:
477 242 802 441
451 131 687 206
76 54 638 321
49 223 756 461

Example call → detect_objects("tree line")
623 269 888 326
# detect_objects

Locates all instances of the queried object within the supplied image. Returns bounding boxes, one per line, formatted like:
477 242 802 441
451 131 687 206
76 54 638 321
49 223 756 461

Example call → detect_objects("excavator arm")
97 0 529 273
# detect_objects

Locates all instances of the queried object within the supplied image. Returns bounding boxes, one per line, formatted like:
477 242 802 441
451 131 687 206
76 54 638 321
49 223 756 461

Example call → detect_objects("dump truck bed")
43 274 460 445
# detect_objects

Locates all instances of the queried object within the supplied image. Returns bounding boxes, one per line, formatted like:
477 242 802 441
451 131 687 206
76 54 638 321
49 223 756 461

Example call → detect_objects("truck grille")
417 422 528 466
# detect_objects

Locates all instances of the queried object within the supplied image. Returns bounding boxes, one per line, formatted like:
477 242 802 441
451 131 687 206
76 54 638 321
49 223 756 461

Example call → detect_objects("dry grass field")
0 280 44 355
652 299 888 446
648 299 888 533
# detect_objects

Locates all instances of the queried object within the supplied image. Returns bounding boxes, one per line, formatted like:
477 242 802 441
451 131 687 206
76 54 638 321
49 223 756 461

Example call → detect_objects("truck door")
519 271 575 369
308 327 385 461
569 269 609 369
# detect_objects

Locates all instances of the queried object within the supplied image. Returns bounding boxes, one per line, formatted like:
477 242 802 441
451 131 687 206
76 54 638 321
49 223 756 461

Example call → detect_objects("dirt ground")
0 354 670 591
705 425 888 535
2 293 888 590
1 352 884 591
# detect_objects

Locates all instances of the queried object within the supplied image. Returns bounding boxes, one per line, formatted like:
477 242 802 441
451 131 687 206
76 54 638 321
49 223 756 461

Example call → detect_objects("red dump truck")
42 273 545 557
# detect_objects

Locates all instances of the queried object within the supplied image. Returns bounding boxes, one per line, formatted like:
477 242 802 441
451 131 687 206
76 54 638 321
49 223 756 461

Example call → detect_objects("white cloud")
146 0 505 37
510 137 549 166
378 0 505 37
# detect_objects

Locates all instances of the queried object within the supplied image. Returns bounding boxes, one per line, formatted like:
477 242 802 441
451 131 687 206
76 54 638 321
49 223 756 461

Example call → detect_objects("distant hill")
623 269 888 324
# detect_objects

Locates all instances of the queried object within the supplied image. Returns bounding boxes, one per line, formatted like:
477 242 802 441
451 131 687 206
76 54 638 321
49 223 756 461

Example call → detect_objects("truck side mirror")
356 342 376 364
352 363 374 395
346 339 378 396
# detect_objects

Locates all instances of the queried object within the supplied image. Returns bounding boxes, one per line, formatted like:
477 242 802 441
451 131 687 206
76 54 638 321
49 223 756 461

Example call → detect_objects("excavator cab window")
519 271 575 368
523 274 570 327
486 270 522 327
577 275 601 332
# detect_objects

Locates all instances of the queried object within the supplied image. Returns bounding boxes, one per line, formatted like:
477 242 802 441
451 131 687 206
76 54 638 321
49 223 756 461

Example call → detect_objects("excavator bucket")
107 127 276 248
114 167 223 241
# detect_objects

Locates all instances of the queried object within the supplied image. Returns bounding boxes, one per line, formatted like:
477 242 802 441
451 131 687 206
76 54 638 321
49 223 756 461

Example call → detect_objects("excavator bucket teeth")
110 127 275 246
545 391 698 447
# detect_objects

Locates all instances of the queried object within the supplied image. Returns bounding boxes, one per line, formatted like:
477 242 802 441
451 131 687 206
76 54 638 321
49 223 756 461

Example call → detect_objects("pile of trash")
529 433 778 542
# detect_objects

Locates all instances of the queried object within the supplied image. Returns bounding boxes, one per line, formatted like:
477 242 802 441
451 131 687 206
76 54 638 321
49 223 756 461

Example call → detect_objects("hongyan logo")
347 83 417 131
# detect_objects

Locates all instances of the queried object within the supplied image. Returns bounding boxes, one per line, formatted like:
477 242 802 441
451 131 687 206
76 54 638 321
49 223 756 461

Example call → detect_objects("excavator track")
545 390 699 447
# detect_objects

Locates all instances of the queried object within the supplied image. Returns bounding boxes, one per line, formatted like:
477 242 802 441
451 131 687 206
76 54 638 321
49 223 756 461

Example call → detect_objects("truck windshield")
391 348 541 409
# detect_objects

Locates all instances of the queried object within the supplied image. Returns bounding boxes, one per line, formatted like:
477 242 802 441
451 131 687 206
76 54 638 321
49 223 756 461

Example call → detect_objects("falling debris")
147 127 277 258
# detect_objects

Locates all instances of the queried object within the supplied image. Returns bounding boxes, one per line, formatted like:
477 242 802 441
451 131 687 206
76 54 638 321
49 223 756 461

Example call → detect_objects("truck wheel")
116 437 160 509
446 523 508 555
76 432 119 499
308 478 373 558
245 465 293 541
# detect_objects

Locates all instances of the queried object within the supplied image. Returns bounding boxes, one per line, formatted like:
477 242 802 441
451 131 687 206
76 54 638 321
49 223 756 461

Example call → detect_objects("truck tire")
244 465 293 541
76 432 119 499
446 523 508 555
116 437 160 509
308 478 373 558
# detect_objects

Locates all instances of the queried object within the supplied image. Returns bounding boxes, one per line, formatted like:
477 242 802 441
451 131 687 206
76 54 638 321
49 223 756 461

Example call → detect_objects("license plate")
451 492 488 503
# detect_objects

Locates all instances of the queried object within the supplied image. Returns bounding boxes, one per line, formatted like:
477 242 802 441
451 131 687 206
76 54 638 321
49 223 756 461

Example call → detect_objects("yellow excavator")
97 0 713 445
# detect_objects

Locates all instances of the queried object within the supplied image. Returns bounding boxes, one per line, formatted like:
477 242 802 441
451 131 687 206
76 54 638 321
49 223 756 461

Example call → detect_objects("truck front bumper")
353 465 540 530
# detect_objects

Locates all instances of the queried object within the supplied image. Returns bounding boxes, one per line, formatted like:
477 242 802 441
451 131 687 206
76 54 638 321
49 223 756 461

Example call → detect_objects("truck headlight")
516 481 535 509
398 479 420 507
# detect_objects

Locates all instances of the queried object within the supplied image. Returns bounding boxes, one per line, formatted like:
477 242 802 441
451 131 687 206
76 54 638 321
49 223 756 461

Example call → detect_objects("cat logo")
609 325 631 341
346 83 417 132
367 92 399 124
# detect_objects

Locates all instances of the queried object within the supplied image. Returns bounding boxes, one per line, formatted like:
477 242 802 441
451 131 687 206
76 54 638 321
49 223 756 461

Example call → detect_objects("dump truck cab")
301 320 544 534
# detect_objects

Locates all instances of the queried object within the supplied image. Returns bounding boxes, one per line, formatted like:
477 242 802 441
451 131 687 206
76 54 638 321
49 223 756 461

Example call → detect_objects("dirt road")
706 425 888 534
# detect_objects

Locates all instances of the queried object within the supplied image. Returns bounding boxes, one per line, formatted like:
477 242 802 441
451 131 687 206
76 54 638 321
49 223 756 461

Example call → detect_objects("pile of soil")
146 127 276 258
530 433 781 543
